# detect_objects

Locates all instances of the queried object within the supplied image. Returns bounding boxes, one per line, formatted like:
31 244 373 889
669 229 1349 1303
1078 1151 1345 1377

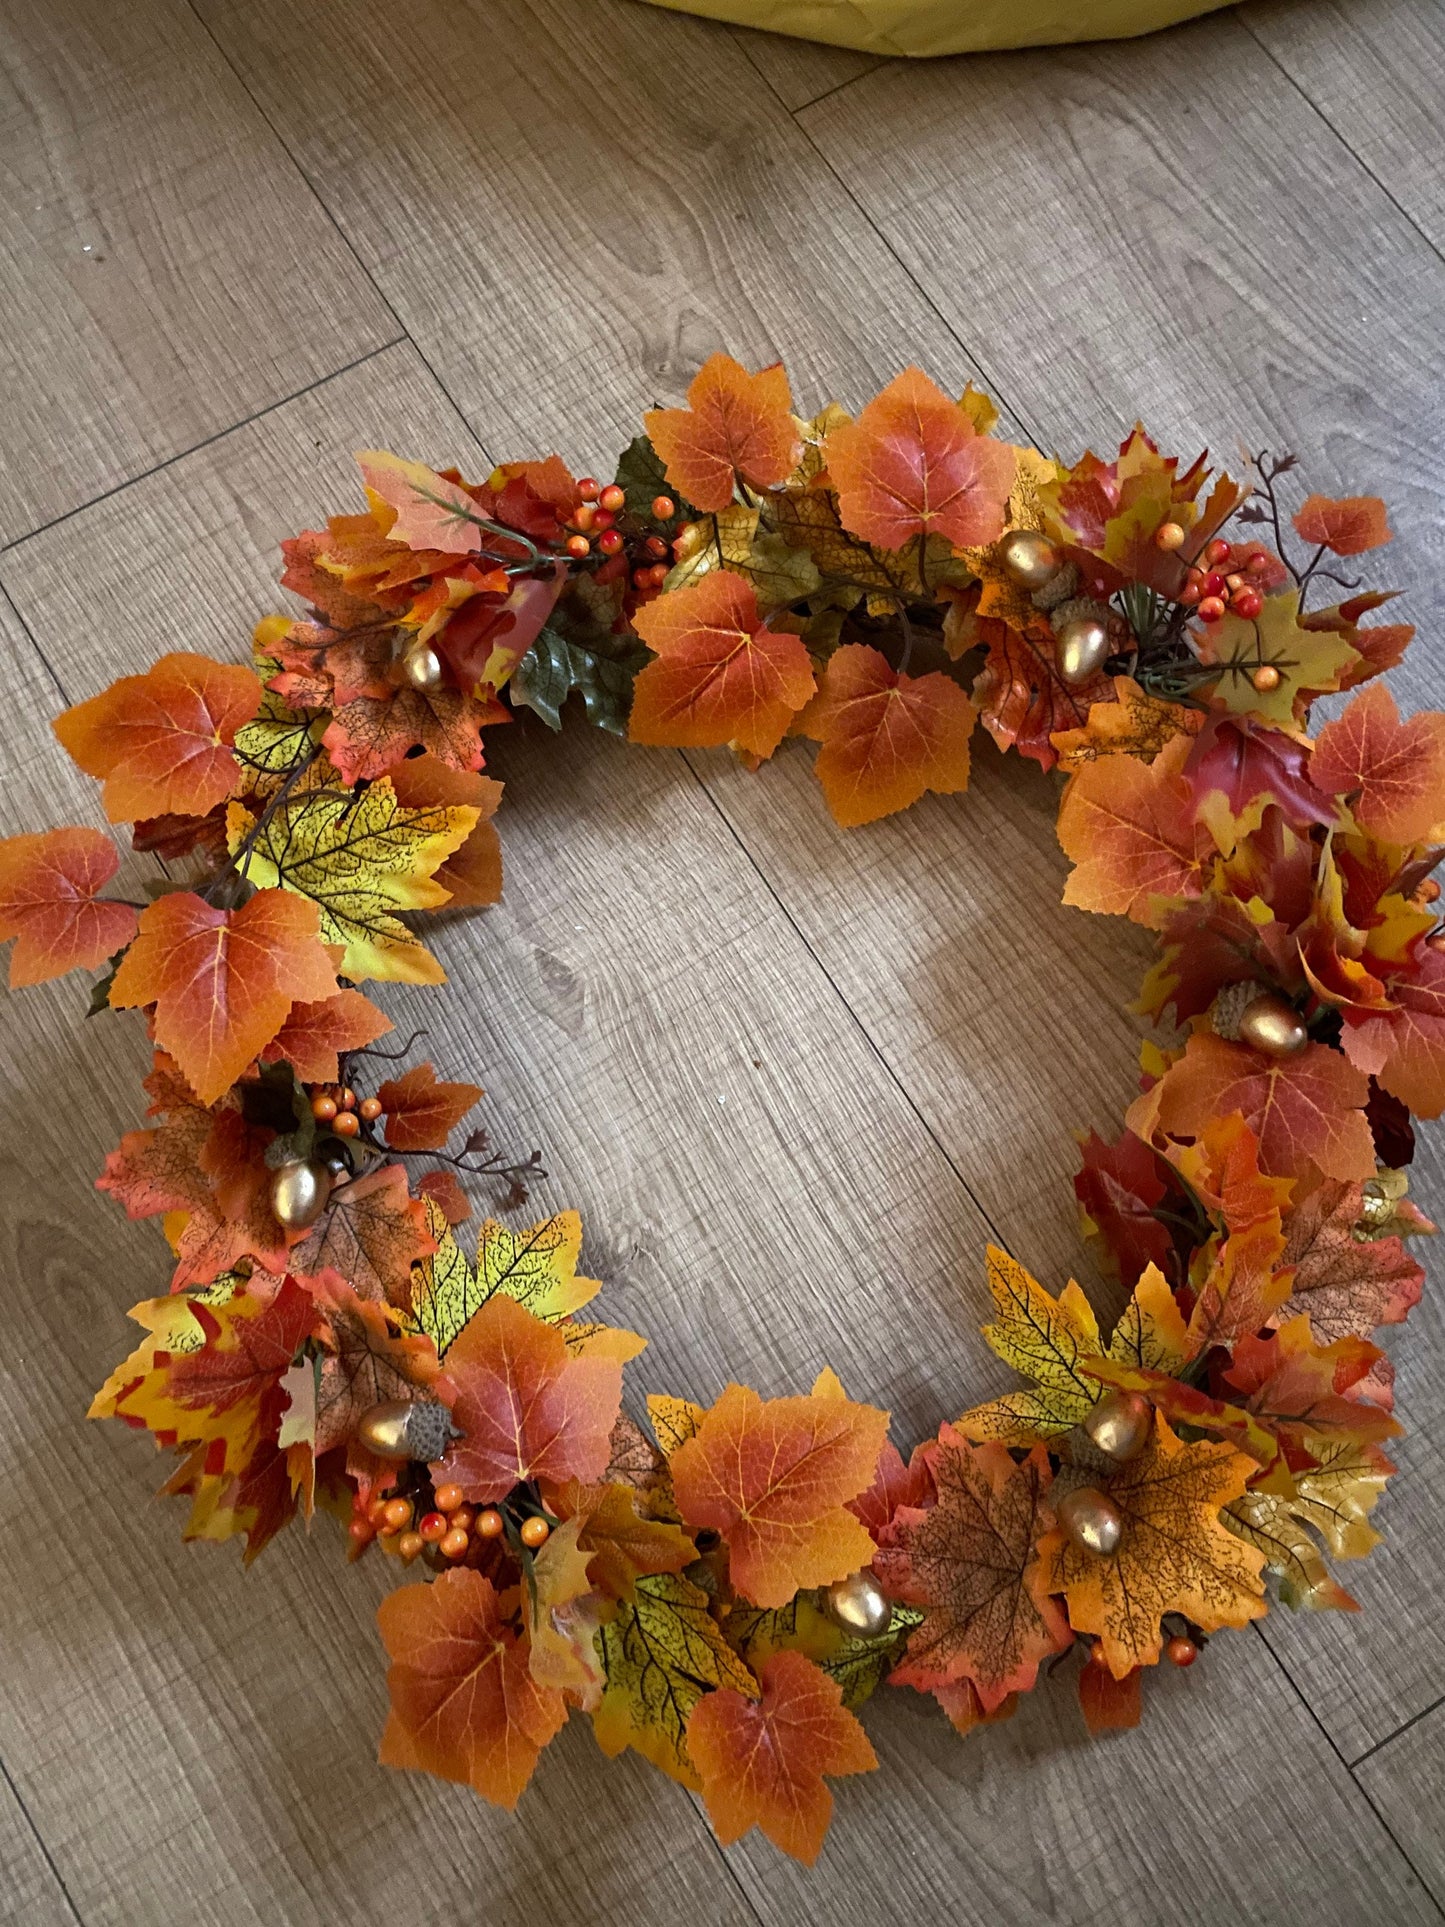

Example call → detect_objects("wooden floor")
1 0 1443 1919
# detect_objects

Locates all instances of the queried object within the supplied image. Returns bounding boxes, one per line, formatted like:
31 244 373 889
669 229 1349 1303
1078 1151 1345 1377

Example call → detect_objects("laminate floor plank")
0 1763 74 1927
0 0 395 546
1241 0 1445 252
1356 1699 1445 1909
729 22 885 108
190 0 986 468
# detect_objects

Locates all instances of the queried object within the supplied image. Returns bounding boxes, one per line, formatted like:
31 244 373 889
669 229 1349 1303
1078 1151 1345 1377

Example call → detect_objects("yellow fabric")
641 0 1230 55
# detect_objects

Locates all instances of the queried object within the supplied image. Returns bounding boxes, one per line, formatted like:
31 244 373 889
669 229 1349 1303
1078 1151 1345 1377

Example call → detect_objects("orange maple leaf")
287 1162 434 1307
798 643 974 828
1310 683 1445 845
1349 943 1445 1118
435 1294 622 1502
53 653 260 823
629 572 816 760
262 989 392 1084
669 1381 889 1607
1038 1415 1266 1676
377 1060 483 1151
823 367 1015 552
356 451 494 557
388 754 504 908
1293 494 1392 557
108 889 338 1104
686 1650 877 1866
0 828 138 987
377 1569 566 1809
1135 1031 1375 1183
874 1428 1069 1710
1274 1177 1424 1345
644 354 802 513
1056 733 1207 928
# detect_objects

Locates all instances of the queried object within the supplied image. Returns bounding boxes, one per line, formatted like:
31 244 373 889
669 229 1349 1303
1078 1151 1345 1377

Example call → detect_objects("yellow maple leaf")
227 761 476 984
1224 1491 1358 1613
411 1199 602 1356
647 1391 706 1457
592 1570 757 1789
1202 589 1361 729
664 504 822 612
957 1249 1194 1445
1051 676 1203 770
1040 1414 1267 1674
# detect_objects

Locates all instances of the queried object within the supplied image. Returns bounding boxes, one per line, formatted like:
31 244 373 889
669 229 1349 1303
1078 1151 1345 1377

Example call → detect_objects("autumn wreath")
1 357 1437 1867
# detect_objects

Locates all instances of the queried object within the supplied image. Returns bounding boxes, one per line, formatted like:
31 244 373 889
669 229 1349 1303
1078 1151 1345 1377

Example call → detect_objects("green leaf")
511 625 642 737
613 434 694 524
86 949 126 1017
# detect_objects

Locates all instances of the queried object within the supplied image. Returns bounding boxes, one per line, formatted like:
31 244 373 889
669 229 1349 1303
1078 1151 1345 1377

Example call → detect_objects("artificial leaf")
1293 494 1392 556
553 1480 696 1600
1225 1492 1357 1612
262 989 392 1083
629 572 815 760
955 1245 1102 1446
108 889 337 1105
0 828 137 987
848 1437 933 1540
1311 684 1445 846
1274 1178 1424 1345
1106 1262 1195 1374
644 354 801 512
1350 943 1445 1119
1057 733 1206 928
417 1169 471 1225
322 683 501 787
228 768 477 984
1203 591 1360 728
1078 1657 1142 1734
648 1393 705 1458
1285 1436 1393 1559
823 367 1015 552
669 1381 889 1607
873 1427 1069 1710
412 1204 601 1356
525 1518 607 1706
687 1650 877 1866
377 1061 482 1151
311 1275 442 1456
1223 1317 1401 1456
798 643 974 828
232 676 326 795
1188 1210 1292 1352
965 613 1115 772
53 653 260 823
434 1293 621 1501
1039 1416 1266 1675
377 1569 566 1810
1185 717 1336 855
356 451 494 557
1074 1129 1176 1289
1134 1031 1375 1182
288 1162 433 1307
387 754 504 910
592 1569 758 1789
1050 676 1202 771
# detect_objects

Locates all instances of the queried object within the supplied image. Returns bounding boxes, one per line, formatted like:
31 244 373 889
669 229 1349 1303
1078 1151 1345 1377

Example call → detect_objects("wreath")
1 356 1437 1868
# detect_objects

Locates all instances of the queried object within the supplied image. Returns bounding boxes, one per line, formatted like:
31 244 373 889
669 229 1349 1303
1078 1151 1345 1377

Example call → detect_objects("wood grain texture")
0 1764 74 1927
189 0 986 467
1357 1699 1445 1909
1241 0 1445 252
730 22 884 109
0 0 394 544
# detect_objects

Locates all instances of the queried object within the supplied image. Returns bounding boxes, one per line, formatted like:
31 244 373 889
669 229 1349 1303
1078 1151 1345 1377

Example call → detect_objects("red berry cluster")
557 477 682 599
309 1083 382 1138
349 1480 477 1565
1159 529 1269 624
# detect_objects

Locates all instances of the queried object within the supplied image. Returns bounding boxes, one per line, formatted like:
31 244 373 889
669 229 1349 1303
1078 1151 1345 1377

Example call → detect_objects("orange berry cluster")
347 1481 554 1565
310 1083 383 1138
1158 529 1269 625
557 476 681 598
1086 1633 1198 1671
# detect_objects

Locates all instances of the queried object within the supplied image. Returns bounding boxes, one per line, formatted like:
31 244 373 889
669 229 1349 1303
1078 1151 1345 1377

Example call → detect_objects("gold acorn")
357 1399 457 1463
1237 992 1309 1059
1055 617 1111 686
400 641 444 691
1057 1485 1124 1558
820 1569 892 1639
1083 1390 1152 1462
269 1158 330 1230
997 528 1062 591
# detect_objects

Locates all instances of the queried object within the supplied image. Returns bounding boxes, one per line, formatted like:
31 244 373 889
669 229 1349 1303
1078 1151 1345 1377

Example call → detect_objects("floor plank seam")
0 340 407 560
1350 1689 1445 1769
1234 7 1445 272
729 24 880 114
0 1756 85 1927
1249 1622 1445 1917
181 0 496 471
679 747 1013 1252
